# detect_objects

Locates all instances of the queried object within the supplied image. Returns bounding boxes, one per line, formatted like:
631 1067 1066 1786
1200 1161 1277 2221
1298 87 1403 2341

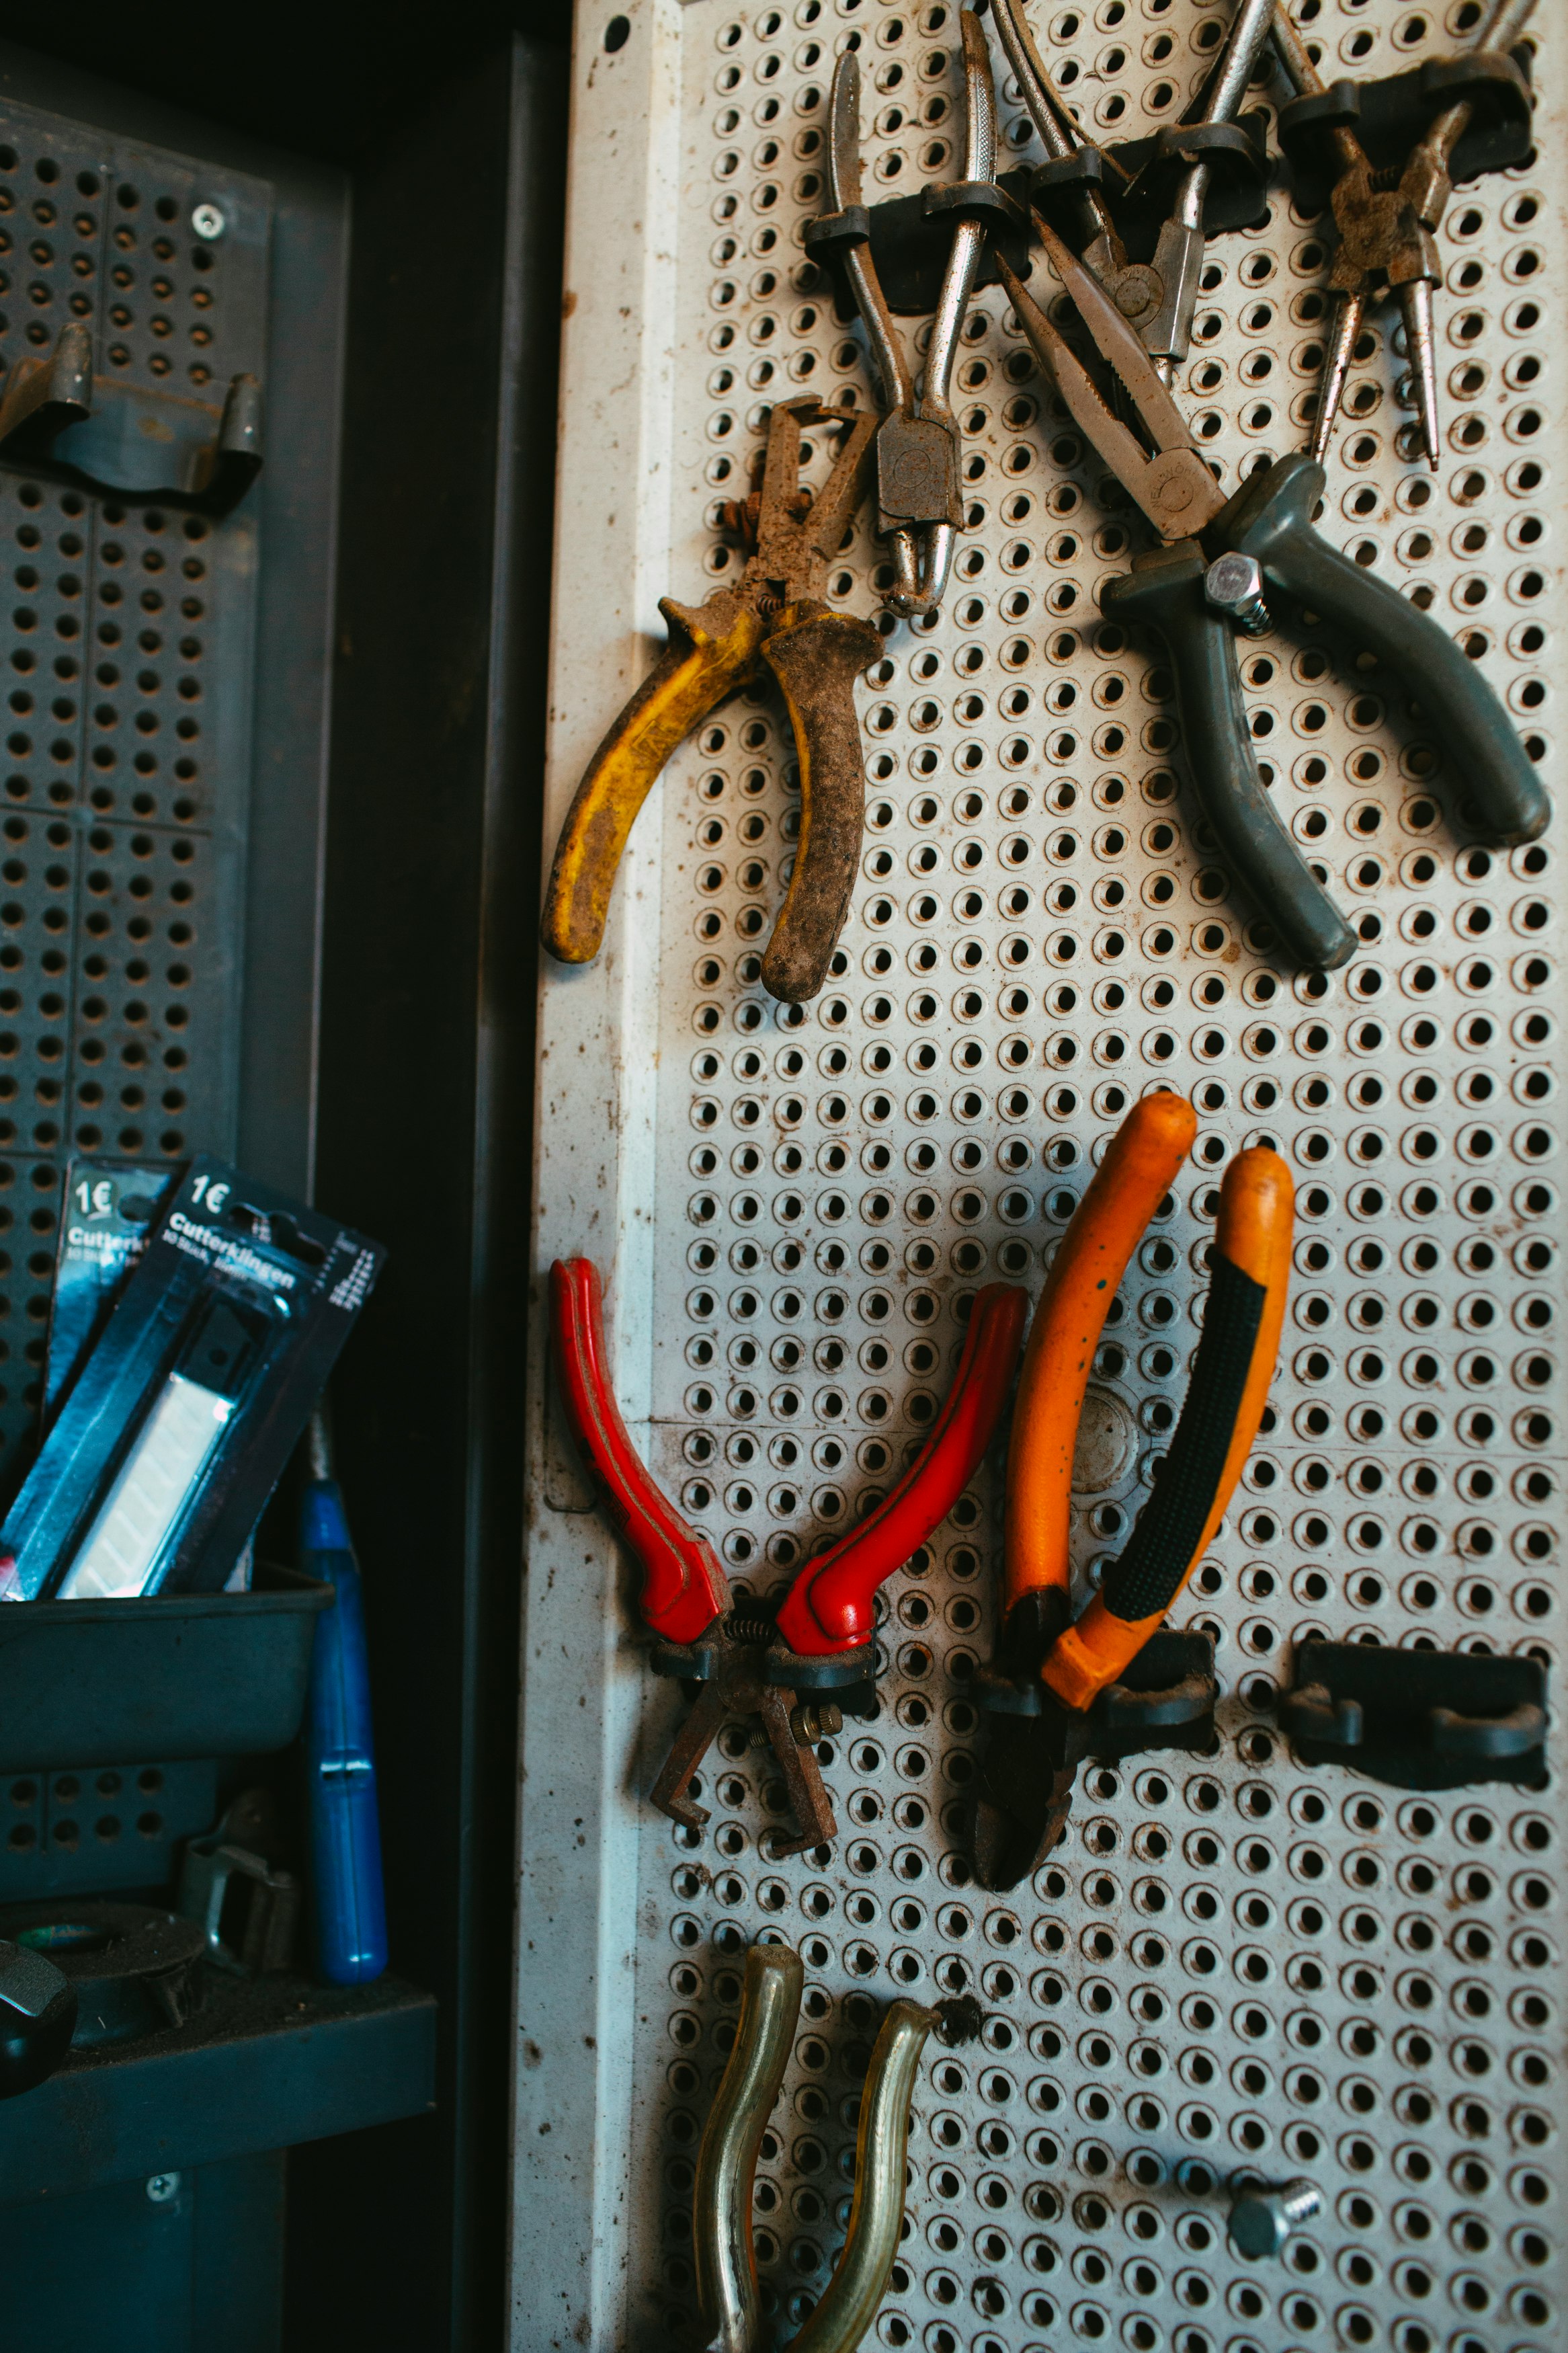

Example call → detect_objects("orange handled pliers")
552 1259 1026 1857
973 1094 1293 1890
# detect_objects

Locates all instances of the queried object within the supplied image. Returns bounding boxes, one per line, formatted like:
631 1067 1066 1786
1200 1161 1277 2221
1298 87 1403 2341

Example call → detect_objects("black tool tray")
0 1562 332 1773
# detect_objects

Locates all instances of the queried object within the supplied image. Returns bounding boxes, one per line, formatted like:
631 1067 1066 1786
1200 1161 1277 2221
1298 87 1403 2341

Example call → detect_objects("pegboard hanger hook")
0 321 263 516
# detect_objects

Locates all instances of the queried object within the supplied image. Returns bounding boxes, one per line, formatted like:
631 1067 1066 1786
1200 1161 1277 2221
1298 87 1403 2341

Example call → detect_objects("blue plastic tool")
299 1411 388 1986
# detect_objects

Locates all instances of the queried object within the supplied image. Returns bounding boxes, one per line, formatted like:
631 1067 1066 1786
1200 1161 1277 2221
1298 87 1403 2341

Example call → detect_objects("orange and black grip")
550 1257 730 1646
1004 1092 1198 1618
774 1283 1028 1655
1041 1145 1294 1712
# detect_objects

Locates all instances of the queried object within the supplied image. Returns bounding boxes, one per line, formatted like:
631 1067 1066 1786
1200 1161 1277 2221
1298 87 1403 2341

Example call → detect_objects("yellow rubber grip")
540 588 766 965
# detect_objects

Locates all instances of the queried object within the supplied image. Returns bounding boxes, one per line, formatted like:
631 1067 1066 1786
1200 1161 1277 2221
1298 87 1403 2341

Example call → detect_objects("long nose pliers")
550 1259 1026 1857
540 396 880 1005
992 0 1280 383
995 210 1548 972
973 1094 1294 1890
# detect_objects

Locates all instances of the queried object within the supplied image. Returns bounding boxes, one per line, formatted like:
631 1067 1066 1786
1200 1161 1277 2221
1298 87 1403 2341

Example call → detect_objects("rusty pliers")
690 1942 936 2353
805 13 1007 615
541 397 880 1004
551 1257 1025 1858
1272 0 1538 469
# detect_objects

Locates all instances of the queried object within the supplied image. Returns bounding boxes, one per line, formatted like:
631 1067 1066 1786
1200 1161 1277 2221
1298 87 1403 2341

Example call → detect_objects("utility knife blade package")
43 1162 179 1419
1 1159 386 1601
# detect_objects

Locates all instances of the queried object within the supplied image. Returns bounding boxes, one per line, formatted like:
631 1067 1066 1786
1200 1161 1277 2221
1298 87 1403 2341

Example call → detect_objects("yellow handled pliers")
541 396 880 1005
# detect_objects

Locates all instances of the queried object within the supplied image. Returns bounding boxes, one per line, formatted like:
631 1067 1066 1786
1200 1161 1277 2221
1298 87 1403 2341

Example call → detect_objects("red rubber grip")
773 1283 1029 1656
550 1258 729 1645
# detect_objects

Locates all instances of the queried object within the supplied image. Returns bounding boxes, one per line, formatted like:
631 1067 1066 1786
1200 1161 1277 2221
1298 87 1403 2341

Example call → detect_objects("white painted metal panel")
514 3 1565 2346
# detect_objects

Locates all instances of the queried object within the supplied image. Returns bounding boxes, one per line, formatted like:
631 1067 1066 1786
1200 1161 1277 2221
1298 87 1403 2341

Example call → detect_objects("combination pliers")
550 1258 1026 1857
995 212 1549 970
973 1094 1294 1890
540 396 880 1004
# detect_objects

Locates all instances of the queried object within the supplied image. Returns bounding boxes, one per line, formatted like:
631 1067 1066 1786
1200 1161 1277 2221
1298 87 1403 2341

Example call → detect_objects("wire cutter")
995 216 1548 972
550 1259 1026 1858
540 396 880 1005
992 0 1280 380
1272 0 1537 470
805 13 1009 615
973 1095 1293 1891
690 1942 939 2353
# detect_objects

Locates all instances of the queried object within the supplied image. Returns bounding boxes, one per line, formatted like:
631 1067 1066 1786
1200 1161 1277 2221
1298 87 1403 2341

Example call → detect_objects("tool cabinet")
0 33 465 2347
517 2 1565 2348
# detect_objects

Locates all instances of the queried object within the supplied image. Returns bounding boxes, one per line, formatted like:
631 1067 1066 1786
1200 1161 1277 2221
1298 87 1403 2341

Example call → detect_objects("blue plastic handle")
300 1479 388 1986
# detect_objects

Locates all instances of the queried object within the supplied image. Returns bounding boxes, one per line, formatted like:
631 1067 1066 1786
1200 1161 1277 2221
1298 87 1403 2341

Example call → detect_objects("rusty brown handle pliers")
973 1094 1294 1888
541 397 880 1004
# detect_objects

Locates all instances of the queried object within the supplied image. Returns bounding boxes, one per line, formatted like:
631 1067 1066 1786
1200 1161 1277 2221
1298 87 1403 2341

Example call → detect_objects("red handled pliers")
551 1258 1026 1857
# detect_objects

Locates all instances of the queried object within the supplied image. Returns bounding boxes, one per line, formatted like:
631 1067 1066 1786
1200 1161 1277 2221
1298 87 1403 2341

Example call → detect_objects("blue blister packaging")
44 1160 177 1417
2 1158 385 1601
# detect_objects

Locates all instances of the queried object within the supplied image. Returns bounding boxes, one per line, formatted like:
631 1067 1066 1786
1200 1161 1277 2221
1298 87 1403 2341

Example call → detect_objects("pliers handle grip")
1104 452 1549 967
1005 1092 1292 1706
1210 454 1548 852
1005 1090 1196 1618
542 591 766 973
774 1281 1028 1655
549 1257 729 1645
692 1940 934 2353
552 1261 1024 1659
692 1942 803 2353
1042 1134 1293 1709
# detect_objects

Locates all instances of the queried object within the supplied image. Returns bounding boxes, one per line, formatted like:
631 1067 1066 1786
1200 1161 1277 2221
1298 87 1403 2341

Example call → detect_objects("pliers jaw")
813 12 1003 620
972 1627 1219 1892
971 1702 1086 1896
970 1585 1081 1890
649 1618 876 1858
735 394 878 614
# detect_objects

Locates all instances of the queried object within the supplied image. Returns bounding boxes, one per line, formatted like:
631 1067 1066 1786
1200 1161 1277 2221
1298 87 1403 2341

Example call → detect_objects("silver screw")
1204 550 1271 637
1227 2175 1322 2260
190 203 225 243
146 2171 181 2204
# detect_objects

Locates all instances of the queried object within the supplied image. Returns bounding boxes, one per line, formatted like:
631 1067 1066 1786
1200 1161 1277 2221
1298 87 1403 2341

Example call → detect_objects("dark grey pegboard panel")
0 1754 216 1898
0 99 269 1485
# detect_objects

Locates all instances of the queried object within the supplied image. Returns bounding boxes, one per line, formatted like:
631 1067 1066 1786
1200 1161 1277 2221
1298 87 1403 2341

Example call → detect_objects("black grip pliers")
995 216 1549 971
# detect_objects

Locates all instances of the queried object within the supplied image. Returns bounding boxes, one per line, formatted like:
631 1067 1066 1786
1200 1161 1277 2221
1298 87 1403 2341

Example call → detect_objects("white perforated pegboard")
513 2 1564 2348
